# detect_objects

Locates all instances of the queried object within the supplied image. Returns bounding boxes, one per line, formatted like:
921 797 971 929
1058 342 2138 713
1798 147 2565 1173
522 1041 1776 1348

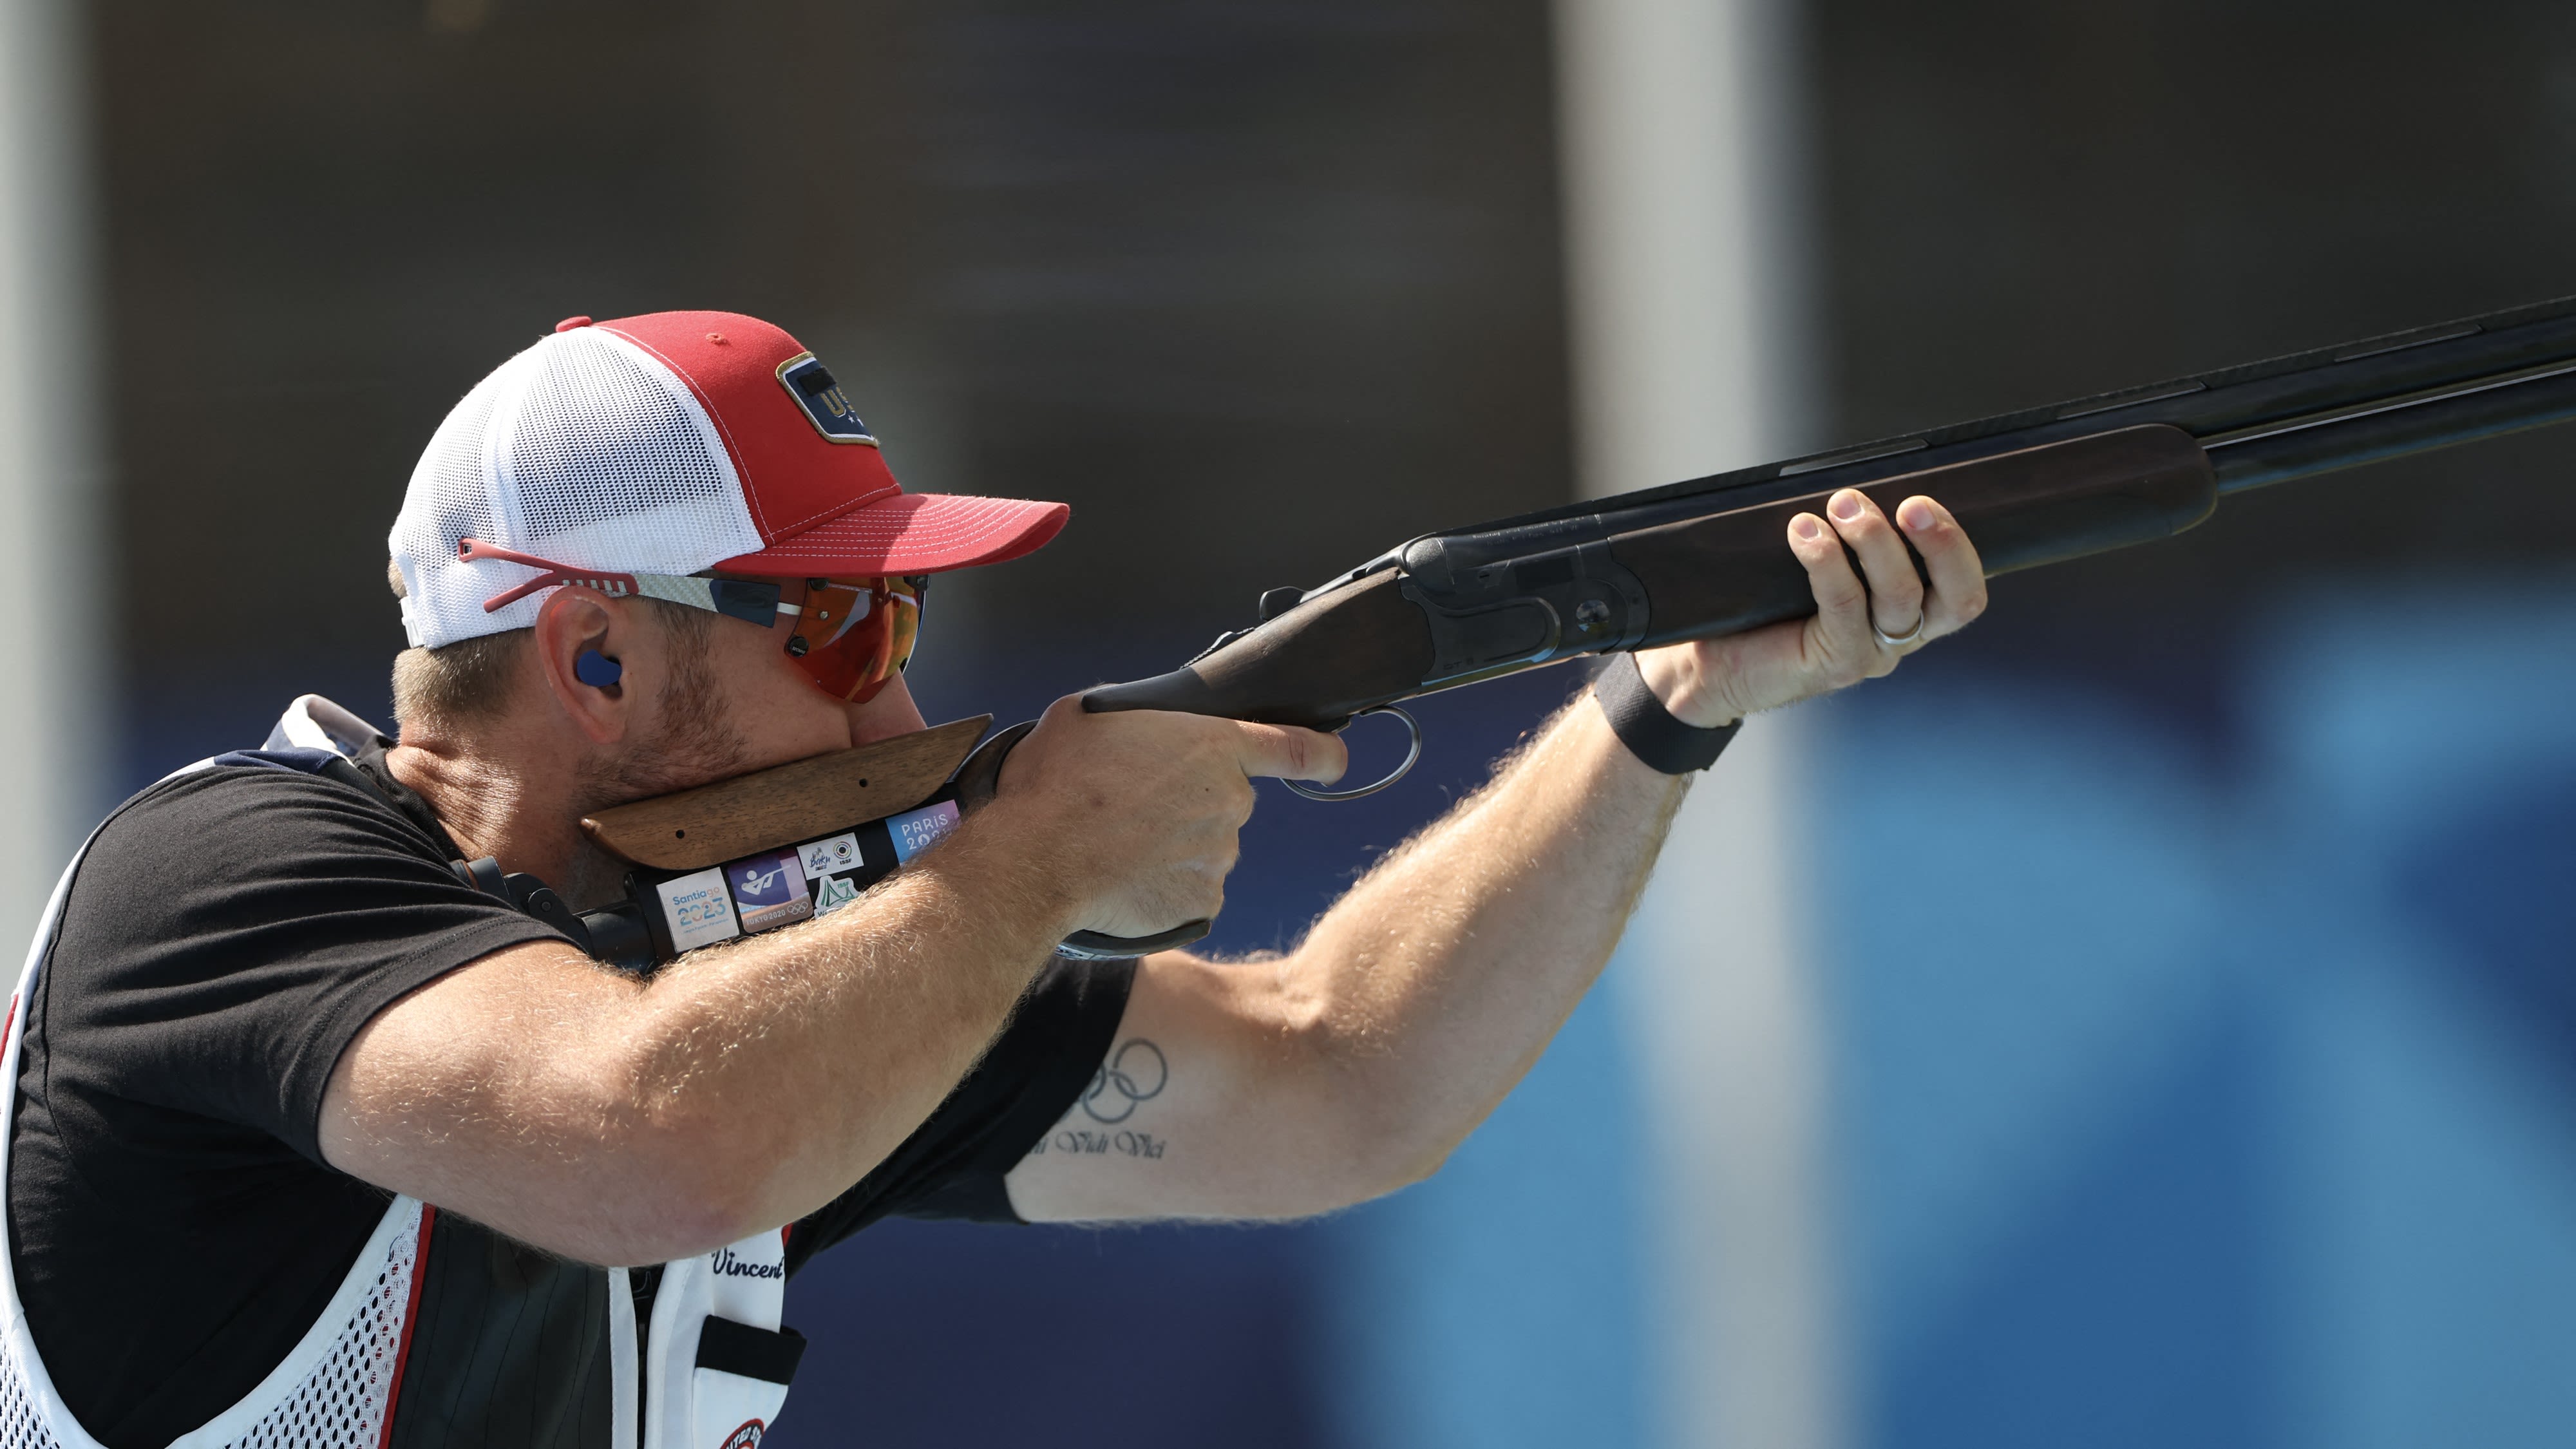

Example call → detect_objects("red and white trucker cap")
390 310 1068 649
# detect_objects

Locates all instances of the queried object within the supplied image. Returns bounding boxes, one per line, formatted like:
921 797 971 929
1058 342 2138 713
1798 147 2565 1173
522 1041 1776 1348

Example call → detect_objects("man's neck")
384 736 630 909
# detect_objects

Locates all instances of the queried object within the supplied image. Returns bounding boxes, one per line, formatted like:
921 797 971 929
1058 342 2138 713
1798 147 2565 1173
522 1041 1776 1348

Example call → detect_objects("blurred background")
2 0 2573 1445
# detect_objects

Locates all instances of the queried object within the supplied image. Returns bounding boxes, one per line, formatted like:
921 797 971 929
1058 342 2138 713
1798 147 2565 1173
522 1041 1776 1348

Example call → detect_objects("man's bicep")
50 769 556 1146
317 938 647 1253
1003 949 1356 1224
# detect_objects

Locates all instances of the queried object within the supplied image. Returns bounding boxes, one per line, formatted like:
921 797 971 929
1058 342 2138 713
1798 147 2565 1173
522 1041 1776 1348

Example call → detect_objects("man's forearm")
1279 679 1690 1187
325 799 1076 1264
335 698 1340 1262
1012 491 1985 1224
619 699 1332 1236
619 800 1078 1224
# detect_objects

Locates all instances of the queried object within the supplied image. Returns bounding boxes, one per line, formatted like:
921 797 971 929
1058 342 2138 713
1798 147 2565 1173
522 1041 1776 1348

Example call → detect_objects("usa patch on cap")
775 352 876 445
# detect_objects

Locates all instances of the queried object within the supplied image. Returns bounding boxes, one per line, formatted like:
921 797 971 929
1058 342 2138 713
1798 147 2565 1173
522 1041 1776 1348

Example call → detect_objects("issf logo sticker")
798 832 860 878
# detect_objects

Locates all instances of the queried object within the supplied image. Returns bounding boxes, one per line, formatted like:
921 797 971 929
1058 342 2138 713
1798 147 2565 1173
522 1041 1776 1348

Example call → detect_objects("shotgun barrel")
1084 294 2576 732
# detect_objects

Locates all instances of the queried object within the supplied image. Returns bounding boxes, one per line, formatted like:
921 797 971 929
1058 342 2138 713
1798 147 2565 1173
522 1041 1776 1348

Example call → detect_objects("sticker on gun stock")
888 800 961 863
798 833 860 878
655 868 742 952
813 873 860 915
727 849 813 934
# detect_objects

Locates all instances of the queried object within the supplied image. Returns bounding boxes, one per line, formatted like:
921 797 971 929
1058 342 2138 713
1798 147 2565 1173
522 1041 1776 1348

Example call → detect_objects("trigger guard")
1058 918 1213 960
1282 706 1421 802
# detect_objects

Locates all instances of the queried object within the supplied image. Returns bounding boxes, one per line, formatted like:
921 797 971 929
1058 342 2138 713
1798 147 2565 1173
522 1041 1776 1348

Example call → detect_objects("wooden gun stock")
581 715 990 870
574 715 1202 965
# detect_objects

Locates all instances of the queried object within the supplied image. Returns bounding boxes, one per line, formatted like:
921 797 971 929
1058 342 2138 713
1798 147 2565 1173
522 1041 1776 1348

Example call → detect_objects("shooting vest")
0 697 804 1449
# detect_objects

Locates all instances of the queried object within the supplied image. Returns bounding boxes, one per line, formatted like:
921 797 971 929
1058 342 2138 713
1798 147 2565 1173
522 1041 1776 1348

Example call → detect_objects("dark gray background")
88 2 2576 1445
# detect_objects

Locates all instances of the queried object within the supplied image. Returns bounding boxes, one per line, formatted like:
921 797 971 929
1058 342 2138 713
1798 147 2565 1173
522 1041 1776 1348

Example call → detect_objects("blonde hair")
385 559 719 730
388 558 528 728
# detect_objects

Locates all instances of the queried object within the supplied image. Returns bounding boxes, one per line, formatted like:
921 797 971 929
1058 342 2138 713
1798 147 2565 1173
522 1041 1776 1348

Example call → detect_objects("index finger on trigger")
1231 721 1348 785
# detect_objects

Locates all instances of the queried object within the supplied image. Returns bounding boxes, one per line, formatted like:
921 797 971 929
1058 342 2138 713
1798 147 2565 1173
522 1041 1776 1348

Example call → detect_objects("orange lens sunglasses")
764 574 927 703
457 539 928 705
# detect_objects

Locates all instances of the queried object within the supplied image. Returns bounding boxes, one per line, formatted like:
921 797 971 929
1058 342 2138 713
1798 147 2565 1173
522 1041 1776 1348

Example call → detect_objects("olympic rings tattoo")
1079 1039 1168 1124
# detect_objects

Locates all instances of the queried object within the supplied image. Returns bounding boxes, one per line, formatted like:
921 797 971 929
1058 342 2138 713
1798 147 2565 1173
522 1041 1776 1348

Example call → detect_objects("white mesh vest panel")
0 775 435 1449
0 1201 428 1449
1 701 796 1449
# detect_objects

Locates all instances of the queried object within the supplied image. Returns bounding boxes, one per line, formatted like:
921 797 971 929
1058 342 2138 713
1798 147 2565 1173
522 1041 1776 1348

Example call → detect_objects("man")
1 310 1984 1447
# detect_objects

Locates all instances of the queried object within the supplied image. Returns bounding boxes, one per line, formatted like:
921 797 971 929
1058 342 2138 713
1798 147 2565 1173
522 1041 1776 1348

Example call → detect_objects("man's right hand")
326 692 1342 1266
985 696 1348 940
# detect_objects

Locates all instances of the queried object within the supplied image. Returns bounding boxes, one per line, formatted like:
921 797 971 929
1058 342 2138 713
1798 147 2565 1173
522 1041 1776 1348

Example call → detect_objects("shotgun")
558 292 2576 968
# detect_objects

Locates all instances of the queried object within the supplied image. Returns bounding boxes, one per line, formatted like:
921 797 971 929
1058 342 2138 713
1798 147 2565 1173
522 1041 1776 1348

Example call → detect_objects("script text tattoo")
1028 1128 1168 1160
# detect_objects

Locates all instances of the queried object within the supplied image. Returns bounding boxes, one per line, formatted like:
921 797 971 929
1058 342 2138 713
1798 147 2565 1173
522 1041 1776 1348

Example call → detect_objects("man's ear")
532 589 638 746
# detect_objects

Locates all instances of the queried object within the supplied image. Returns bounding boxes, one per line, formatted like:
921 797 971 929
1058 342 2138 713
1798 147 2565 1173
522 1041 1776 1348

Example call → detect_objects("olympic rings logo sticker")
1079 1039 1167 1123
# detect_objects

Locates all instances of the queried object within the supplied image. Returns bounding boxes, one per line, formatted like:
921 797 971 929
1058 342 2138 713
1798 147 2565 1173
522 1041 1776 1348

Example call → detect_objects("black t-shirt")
7 739 1130 1449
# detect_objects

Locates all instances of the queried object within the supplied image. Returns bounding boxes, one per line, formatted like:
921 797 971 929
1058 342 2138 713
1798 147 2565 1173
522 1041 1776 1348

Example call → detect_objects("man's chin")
576 751 728 817
578 707 755 804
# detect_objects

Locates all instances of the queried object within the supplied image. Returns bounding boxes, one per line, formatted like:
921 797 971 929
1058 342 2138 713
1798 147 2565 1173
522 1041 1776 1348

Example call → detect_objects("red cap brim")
715 492 1069 577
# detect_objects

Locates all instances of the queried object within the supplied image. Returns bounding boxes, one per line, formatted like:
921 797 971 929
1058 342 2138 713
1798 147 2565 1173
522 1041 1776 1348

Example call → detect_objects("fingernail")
1830 491 1864 522
1901 501 1937 533
1792 514 1825 542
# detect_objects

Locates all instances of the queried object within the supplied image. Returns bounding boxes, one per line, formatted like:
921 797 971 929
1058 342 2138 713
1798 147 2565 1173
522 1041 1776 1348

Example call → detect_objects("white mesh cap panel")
0 1202 424 1449
389 327 764 649
497 329 762 567
389 357 509 648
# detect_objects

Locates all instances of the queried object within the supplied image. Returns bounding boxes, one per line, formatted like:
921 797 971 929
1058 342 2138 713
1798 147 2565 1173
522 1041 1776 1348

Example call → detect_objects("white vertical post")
0 0 105 939
1551 2 1841 1448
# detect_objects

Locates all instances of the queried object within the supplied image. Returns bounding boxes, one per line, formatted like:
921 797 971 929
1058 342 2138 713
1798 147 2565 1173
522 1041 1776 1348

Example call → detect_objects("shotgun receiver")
565 293 2576 966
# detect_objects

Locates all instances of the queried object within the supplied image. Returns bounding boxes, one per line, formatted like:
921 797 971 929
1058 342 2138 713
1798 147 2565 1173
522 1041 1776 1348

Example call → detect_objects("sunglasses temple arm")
477 574 567 613
457 538 641 615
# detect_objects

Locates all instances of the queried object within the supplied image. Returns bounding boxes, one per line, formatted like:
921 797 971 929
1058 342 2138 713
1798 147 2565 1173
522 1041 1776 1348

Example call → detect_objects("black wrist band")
1591 652 1741 774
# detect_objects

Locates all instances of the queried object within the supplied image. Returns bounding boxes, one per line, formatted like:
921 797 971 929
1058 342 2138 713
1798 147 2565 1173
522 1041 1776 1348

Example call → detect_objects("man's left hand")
1638 488 1988 728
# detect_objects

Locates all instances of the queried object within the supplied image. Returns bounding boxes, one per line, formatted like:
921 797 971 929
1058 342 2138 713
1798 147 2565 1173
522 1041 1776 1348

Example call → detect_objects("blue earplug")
575 649 623 688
